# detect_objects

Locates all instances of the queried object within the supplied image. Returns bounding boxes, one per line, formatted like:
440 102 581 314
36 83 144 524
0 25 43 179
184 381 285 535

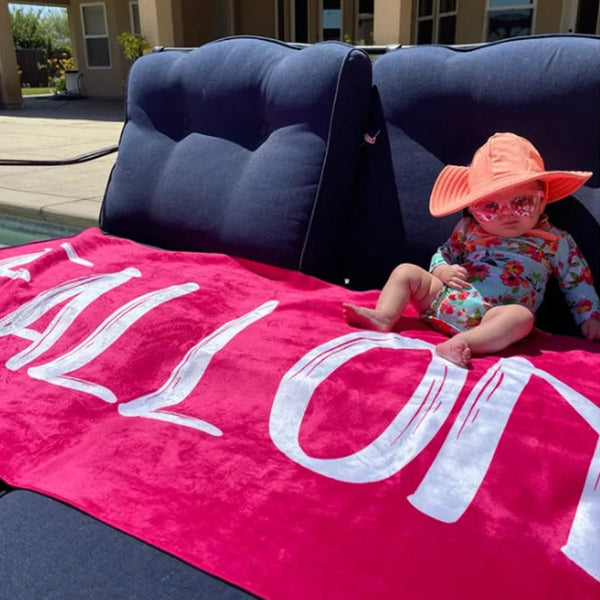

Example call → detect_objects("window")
293 0 309 42
575 0 600 33
416 0 457 45
129 1 141 35
486 0 535 42
322 0 342 41
81 3 111 68
276 0 285 39
356 0 374 45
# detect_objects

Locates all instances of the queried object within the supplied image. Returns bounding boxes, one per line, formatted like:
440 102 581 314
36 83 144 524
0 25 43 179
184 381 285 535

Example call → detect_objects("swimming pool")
0 214 82 248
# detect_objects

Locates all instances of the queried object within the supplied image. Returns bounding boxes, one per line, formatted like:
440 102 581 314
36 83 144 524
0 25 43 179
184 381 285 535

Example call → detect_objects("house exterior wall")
537 0 564 33
68 0 129 99
139 0 175 47
0 0 22 108
1 0 599 107
235 0 276 38
455 0 486 44
374 0 412 45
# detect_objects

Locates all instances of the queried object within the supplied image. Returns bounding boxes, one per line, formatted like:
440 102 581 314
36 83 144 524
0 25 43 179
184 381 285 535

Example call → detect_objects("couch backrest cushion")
345 35 600 335
100 36 371 282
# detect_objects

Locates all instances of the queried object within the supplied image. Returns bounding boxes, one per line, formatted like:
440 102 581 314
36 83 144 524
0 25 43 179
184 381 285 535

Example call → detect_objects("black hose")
0 144 118 166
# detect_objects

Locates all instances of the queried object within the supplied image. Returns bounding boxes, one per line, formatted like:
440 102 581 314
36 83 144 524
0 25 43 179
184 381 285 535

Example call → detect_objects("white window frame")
415 1 458 45
129 1 141 35
80 2 111 69
484 0 537 41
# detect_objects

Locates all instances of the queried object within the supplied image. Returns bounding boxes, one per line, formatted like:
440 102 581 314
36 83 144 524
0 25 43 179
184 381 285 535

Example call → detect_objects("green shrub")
117 32 150 62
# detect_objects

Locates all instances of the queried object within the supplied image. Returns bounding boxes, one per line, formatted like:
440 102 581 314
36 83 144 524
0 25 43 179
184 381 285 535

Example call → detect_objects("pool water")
0 214 82 248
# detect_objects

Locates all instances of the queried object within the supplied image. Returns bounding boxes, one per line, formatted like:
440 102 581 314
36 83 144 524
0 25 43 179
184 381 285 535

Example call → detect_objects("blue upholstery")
100 36 372 282
0 490 256 599
345 35 600 335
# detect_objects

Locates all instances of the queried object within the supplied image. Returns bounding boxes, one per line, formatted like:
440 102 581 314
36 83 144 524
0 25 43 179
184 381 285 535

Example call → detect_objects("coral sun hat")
429 132 592 217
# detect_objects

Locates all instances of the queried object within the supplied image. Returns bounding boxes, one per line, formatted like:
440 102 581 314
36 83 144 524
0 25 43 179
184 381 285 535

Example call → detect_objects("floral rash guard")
422 214 600 336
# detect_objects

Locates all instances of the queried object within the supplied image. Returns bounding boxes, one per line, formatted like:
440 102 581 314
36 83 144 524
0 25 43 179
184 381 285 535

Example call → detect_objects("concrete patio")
0 95 125 231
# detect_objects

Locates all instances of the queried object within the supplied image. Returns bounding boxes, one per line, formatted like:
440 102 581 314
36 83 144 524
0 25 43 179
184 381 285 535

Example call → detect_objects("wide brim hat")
429 132 592 217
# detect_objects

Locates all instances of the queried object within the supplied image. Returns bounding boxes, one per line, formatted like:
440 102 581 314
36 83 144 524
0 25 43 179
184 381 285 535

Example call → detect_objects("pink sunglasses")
470 191 544 223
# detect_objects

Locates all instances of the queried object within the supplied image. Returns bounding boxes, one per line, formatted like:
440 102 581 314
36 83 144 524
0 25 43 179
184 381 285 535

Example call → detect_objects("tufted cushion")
100 36 372 282
345 35 600 335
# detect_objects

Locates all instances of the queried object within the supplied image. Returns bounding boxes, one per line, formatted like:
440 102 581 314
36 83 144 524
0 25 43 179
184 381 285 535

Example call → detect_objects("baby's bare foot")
436 338 472 368
343 303 394 332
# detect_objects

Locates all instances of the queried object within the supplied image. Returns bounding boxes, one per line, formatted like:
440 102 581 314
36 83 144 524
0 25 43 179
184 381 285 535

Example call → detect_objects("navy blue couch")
1 34 599 598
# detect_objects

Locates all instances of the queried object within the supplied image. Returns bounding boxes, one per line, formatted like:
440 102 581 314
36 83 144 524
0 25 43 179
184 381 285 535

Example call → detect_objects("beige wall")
0 0 22 108
235 0 276 38
373 0 412 45
309 0 319 43
536 0 564 33
342 0 355 41
139 0 175 47
178 0 231 47
69 0 129 98
456 0 486 44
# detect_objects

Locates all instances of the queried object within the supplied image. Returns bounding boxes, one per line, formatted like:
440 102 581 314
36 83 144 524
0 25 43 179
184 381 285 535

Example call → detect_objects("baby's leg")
344 264 442 332
436 304 535 368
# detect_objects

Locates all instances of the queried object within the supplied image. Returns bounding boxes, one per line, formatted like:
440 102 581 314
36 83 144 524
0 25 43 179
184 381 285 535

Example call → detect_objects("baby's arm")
430 218 471 289
431 264 471 289
552 232 600 340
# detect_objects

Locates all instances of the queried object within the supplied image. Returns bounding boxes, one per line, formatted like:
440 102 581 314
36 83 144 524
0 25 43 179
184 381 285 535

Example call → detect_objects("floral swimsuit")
421 215 600 335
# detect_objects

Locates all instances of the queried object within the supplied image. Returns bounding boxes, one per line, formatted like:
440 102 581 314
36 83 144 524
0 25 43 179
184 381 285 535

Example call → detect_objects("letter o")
269 332 467 483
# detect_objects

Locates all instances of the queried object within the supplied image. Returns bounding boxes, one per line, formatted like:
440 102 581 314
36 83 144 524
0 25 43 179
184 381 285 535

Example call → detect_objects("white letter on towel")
409 357 600 583
0 248 51 281
0 269 141 370
408 357 535 522
27 283 199 404
118 301 278 435
269 332 467 483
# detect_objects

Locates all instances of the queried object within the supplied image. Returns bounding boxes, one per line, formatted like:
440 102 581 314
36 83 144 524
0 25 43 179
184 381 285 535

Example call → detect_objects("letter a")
0 268 141 370
0 248 51 281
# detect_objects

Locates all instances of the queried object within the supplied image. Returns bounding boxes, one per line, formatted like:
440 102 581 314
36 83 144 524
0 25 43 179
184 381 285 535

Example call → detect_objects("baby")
344 132 600 367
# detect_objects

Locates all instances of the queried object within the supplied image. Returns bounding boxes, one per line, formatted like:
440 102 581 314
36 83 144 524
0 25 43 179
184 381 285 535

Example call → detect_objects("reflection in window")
486 1 534 41
277 0 285 40
438 14 457 44
357 0 374 45
81 3 111 68
293 0 308 42
576 0 600 33
416 0 457 44
323 0 341 41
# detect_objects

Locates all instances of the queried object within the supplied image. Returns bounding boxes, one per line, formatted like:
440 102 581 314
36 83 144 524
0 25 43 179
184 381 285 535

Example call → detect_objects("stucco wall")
179 0 233 47
373 0 412 45
456 0 486 44
69 0 130 99
236 0 276 38
0 0 22 107
536 0 563 33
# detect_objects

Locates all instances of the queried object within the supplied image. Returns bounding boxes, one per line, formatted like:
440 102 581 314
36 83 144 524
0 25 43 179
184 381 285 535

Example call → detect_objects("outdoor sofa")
0 33 599 599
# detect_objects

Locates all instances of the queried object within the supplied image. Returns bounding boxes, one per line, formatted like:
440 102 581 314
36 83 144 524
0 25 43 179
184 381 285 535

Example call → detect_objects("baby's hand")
581 317 600 342
432 264 471 290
